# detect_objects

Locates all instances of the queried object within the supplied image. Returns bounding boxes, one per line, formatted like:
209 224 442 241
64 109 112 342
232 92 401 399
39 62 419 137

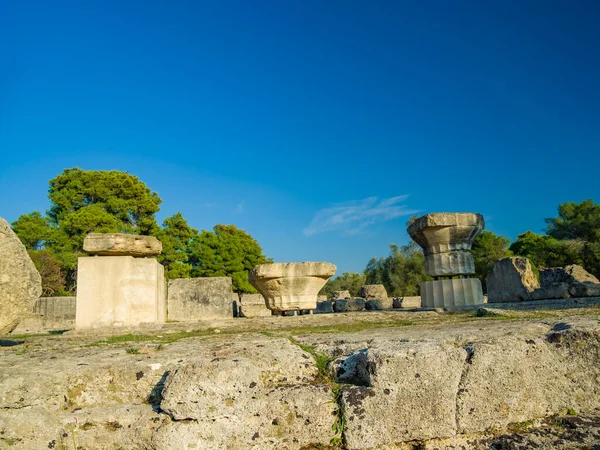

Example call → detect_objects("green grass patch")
125 347 139 354
507 420 534 433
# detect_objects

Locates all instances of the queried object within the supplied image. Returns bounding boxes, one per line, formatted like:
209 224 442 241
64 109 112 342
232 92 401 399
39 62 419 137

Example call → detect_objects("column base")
420 278 484 308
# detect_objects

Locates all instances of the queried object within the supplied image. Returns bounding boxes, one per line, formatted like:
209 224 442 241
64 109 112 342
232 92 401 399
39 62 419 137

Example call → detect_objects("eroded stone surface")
167 277 232 321
331 290 351 300
83 233 162 257
249 262 336 312
487 257 540 303
155 336 336 449
238 293 272 317
541 264 599 285
0 217 42 334
359 284 388 299
2 312 600 449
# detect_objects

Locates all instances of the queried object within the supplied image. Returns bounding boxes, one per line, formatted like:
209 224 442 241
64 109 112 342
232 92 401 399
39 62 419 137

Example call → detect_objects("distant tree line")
320 199 600 296
12 168 271 296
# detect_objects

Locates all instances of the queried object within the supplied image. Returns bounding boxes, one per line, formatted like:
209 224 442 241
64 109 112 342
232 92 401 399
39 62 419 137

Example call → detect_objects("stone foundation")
75 256 166 330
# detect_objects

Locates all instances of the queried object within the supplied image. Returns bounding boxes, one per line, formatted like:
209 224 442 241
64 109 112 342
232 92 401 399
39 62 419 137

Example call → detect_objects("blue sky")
1 1 599 274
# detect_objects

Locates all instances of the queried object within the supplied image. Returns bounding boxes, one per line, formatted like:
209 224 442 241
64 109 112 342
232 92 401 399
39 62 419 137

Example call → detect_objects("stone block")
238 293 271 318
359 284 388 299
314 300 333 314
393 296 422 308
487 257 540 303
331 290 351 300
168 278 233 321
420 278 484 308
83 233 162 257
75 256 166 329
333 298 365 312
11 297 77 334
0 217 42 334
365 298 393 310
540 265 599 286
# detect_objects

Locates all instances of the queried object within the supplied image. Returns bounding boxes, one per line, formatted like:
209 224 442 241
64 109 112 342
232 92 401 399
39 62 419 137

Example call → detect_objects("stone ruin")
487 258 600 303
249 262 336 315
76 233 166 329
0 217 42 334
168 277 232 321
408 212 485 308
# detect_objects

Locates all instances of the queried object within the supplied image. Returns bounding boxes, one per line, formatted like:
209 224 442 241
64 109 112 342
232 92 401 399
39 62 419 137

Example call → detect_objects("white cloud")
234 201 245 214
303 195 419 236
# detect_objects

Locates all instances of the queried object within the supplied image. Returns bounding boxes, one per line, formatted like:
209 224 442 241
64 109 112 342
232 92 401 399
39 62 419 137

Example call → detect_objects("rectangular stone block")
168 277 233 321
314 300 333 314
393 296 422 308
420 278 484 308
34 296 76 320
238 293 271 317
76 256 166 329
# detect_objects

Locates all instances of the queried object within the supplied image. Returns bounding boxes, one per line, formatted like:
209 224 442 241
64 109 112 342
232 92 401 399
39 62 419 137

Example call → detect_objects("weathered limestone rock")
540 264 599 285
314 300 333 314
393 296 422 309
420 278 484 308
333 298 365 312
12 296 76 334
238 293 272 318
76 256 166 329
335 318 600 448
249 262 336 312
532 265 600 300
364 299 393 310
408 213 484 277
0 217 42 334
359 284 388 299
487 257 540 303
339 342 467 447
331 290 351 300
168 277 232 321
83 233 162 257
154 336 336 449
408 212 485 308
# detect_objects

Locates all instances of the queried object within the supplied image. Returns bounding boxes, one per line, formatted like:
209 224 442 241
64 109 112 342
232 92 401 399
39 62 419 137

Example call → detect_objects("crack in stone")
455 343 475 434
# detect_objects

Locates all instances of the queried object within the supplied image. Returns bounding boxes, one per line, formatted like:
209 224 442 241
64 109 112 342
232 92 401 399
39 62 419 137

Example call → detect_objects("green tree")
509 231 584 270
364 242 431 297
188 224 272 293
319 272 365 298
12 168 163 293
544 199 600 278
154 213 199 280
28 249 68 296
471 230 512 291
11 212 52 250
545 199 600 243
47 168 161 235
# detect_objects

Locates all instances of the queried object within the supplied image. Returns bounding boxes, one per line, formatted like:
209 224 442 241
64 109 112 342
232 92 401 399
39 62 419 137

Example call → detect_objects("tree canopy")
471 230 512 291
364 242 431 297
510 199 600 278
188 224 272 293
11 168 271 294
319 272 365 298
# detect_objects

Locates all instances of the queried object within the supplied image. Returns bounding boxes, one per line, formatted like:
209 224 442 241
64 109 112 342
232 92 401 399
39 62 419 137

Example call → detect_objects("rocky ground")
1 307 600 449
